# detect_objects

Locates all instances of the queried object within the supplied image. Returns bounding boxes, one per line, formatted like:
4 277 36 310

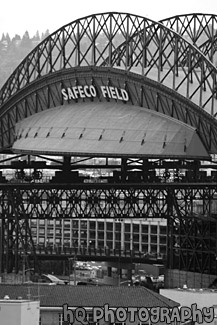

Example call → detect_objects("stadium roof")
13 102 209 159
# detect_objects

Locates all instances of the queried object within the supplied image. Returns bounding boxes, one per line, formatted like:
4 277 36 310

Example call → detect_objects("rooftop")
0 284 179 308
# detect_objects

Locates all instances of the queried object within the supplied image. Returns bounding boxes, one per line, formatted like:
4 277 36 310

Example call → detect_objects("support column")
107 266 112 277
121 158 128 182
63 156 71 172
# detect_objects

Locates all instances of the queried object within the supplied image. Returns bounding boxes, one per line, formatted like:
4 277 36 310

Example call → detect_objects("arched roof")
12 102 209 159
0 12 217 157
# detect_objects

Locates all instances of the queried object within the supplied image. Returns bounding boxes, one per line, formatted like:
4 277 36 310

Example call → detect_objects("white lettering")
115 87 122 100
72 86 79 99
67 87 75 100
61 85 129 102
89 85 97 97
83 85 91 97
61 88 68 101
121 89 129 101
77 85 85 98
100 85 108 97
110 86 117 99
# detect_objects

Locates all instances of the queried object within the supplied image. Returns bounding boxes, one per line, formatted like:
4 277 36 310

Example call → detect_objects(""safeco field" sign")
61 85 129 102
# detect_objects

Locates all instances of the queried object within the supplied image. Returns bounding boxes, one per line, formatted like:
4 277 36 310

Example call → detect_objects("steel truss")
1 67 217 155
0 180 217 275
0 13 217 113
167 213 217 275
0 12 217 281
160 14 217 64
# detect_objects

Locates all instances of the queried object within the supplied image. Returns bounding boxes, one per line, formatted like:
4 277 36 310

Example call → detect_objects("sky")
0 0 217 37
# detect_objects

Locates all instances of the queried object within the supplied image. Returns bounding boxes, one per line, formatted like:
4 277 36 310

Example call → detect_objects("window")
98 222 104 230
39 228 45 235
141 225 148 233
124 224 130 232
160 226 167 234
58 313 63 325
89 221 96 229
107 232 113 240
80 230 87 238
160 236 167 244
80 221 87 229
141 235 148 242
133 234 139 242
72 220 78 228
98 232 104 239
133 224 139 232
55 220 61 226
90 231 96 238
124 233 131 241
150 235 157 243
151 225 157 234
132 243 139 251
115 223 121 231
107 223 113 231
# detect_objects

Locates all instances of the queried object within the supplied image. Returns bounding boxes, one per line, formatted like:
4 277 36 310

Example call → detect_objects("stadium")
0 12 217 288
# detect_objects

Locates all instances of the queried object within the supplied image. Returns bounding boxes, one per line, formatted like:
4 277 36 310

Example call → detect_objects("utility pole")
69 257 77 285
73 256 77 285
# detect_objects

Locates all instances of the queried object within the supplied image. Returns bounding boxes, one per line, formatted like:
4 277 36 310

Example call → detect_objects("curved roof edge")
12 102 209 159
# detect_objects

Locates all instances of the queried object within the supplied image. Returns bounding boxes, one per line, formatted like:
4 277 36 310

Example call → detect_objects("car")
44 274 67 285
30 273 67 285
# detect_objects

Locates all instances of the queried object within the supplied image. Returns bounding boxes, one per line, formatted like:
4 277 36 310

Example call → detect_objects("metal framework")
160 14 217 63
0 13 217 153
1 181 217 275
0 12 217 285
2 66 217 154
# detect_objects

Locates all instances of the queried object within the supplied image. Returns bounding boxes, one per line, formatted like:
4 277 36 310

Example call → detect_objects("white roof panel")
12 102 209 159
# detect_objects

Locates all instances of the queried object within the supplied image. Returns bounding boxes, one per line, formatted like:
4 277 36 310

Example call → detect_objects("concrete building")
0 298 40 325
31 218 167 257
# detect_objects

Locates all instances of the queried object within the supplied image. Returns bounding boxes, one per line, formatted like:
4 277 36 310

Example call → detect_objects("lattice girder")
0 182 217 274
1 67 217 155
0 183 216 219
160 14 217 63
0 13 217 115
167 214 217 274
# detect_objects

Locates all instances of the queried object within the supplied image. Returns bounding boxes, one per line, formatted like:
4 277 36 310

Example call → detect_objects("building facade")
30 218 167 257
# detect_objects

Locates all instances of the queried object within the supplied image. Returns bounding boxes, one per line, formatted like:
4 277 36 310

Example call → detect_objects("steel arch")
100 15 217 115
1 66 217 154
0 12 217 115
0 12 217 284
160 13 217 63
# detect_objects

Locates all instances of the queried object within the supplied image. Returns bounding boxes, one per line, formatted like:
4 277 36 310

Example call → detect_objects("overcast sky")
1 0 217 37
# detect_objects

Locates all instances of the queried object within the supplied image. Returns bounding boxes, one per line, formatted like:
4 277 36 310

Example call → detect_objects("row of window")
31 219 167 253
31 220 167 233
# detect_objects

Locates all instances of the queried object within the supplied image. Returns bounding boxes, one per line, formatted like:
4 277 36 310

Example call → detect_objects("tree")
1 33 6 42
33 30 40 42
41 29 50 40
12 34 21 42
21 31 32 47
5 33 11 43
